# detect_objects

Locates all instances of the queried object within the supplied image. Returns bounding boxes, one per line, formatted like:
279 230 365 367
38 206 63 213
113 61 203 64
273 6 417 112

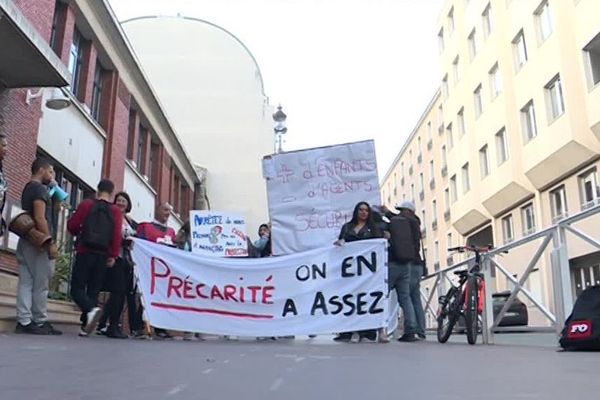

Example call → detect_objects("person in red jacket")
67 179 122 337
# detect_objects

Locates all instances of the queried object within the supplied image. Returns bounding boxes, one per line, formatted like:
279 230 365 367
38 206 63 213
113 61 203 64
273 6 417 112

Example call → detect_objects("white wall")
37 93 104 188
122 16 272 237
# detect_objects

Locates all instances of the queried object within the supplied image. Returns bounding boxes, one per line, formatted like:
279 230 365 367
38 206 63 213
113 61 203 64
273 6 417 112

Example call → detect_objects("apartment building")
0 0 203 323
381 0 600 318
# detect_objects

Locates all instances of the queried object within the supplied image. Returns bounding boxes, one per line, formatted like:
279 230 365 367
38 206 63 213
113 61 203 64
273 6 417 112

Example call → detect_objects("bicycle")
436 245 492 345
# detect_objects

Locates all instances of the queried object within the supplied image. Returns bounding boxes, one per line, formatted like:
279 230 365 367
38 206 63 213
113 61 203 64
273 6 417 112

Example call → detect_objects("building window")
521 101 538 142
419 172 425 193
502 214 515 243
521 203 536 235
442 74 449 100
474 84 483 118
450 176 458 203
550 185 568 222
447 232 453 248
427 121 432 142
584 33 600 86
432 200 438 221
438 28 445 53
489 63 502 99
452 56 460 85
444 188 450 211
579 168 600 209
457 107 466 136
441 145 448 166
482 3 493 39
68 29 84 97
126 110 136 160
434 240 440 264
50 2 66 53
513 30 528 70
448 7 455 34
461 163 470 194
91 61 105 123
495 128 509 165
429 160 435 180
411 183 416 202
468 29 479 60
400 162 405 180
546 75 565 120
446 123 454 149
535 0 554 42
137 126 148 174
149 141 160 188
479 144 490 178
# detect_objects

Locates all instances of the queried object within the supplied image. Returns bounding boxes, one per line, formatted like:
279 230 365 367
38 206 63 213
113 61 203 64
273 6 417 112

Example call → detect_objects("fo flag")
131 238 388 336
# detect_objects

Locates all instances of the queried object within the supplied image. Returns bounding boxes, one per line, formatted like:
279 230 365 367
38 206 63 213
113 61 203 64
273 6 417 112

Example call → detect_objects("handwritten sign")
190 211 248 257
131 238 388 336
263 140 381 255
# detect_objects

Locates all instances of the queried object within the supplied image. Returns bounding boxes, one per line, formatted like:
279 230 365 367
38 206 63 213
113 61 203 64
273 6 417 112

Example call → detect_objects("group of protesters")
6 155 425 344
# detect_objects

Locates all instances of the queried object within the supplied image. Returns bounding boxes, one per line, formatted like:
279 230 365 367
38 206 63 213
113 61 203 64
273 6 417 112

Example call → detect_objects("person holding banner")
334 201 385 343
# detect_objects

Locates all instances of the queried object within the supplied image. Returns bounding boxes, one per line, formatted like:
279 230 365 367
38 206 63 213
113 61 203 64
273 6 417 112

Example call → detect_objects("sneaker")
350 332 361 343
417 333 427 341
15 322 46 335
154 329 173 340
397 333 418 342
360 331 377 343
84 307 102 334
95 326 108 336
106 328 128 339
132 330 149 340
78 328 89 337
38 322 62 335
333 333 352 342
378 328 390 343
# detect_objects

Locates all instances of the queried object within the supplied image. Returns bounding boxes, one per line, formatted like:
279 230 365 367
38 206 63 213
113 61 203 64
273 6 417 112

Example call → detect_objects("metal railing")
419 203 600 344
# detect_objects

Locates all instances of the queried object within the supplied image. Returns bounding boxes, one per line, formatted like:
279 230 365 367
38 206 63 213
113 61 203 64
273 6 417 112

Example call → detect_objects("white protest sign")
131 238 389 336
190 211 248 257
263 140 381 255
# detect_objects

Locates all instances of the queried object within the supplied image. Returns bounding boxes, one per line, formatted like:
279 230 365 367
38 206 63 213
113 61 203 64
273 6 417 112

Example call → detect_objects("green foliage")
49 242 73 301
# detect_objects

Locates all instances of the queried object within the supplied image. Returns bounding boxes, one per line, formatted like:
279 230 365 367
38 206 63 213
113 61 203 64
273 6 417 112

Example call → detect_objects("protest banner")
262 140 381 255
190 211 248 257
131 238 389 336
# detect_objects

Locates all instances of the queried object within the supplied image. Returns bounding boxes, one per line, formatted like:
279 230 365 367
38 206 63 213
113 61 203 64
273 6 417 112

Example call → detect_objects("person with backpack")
384 200 426 342
67 179 123 337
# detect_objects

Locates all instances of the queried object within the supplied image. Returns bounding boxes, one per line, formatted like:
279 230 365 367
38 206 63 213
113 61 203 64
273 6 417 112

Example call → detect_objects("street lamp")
273 104 287 153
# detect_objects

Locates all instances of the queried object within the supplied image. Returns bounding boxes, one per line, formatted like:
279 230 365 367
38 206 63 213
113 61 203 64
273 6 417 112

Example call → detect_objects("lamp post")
273 105 287 153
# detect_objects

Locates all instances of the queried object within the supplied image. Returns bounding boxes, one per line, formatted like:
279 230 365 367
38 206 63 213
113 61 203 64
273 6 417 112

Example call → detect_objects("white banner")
131 238 389 336
189 211 248 257
263 140 381 255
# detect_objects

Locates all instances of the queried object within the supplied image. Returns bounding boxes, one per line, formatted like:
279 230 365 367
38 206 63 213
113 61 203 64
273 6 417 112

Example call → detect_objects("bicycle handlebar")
447 245 497 253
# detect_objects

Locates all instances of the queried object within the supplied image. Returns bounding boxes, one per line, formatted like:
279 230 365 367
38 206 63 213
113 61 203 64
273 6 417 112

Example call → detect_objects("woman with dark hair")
97 192 139 338
333 201 386 343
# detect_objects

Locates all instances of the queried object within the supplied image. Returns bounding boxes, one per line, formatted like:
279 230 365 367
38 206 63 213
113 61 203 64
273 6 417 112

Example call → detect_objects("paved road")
0 333 597 400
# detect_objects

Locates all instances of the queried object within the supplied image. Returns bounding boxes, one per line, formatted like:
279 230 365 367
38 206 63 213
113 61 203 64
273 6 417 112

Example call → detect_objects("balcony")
441 165 448 177
450 191 490 236
417 153 423 164
429 179 435 190
427 139 433 151
444 209 451 221
432 219 438 231
419 190 425 201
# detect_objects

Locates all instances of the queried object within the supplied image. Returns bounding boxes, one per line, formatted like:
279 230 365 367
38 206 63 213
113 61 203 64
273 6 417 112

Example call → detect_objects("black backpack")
80 200 114 252
389 215 417 261
559 285 600 351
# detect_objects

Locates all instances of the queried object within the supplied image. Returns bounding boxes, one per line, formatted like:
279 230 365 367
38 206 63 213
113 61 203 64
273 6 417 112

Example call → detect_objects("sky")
108 0 444 179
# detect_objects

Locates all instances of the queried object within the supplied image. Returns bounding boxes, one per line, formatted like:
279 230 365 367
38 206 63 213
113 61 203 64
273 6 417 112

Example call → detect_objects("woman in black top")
333 201 384 343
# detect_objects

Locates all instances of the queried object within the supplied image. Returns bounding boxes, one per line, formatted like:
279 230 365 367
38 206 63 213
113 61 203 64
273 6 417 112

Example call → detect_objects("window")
584 33 600 86
448 7 455 34
91 61 105 123
546 75 565 119
482 3 493 39
429 160 435 181
450 175 458 203
502 214 515 243
550 185 568 221
126 110 136 160
521 203 536 235
474 84 483 118
452 56 460 85
521 101 538 142
447 232 453 248
489 63 502 99
434 241 440 264
579 169 600 208
495 128 509 165
457 107 466 136
446 123 454 149
417 136 422 156
461 163 470 193
441 145 447 166
50 1 66 53
422 209 427 228
68 29 84 97
149 141 160 188
427 121 432 142
432 200 438 221
400 162 405 179
137 125 148 174
442 74 449 100
438 28 445 53
411 183 416 202
468 29 479 60
535 1 554 42
444 188 450 211
479 145 490 178
513 30 528 70
419 173 425 193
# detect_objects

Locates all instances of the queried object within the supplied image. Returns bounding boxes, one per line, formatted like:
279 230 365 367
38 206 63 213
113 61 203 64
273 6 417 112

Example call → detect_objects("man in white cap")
384 200 426 342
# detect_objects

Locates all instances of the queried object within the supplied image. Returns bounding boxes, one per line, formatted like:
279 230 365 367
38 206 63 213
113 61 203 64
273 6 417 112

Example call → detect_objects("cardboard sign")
190 211 248 257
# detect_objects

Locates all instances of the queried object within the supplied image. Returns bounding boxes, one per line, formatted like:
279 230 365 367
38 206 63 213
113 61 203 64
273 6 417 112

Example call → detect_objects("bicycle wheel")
465 276 479 345
437 288 459 343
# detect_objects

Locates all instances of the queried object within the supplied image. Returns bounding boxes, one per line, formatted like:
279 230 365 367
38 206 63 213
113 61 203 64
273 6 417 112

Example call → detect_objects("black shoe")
154 330 173 340
397 333 418 342
106 328 128 339
333 333 352 342
38 322 62 335
15 322 46 335
417 333 426 340
360 331 377 342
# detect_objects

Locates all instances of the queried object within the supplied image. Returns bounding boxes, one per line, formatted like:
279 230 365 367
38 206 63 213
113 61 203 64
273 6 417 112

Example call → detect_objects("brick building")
0 0 204 327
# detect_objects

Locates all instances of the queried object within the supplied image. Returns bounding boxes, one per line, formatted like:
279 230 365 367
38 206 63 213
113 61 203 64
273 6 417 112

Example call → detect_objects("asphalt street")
0 333 597 400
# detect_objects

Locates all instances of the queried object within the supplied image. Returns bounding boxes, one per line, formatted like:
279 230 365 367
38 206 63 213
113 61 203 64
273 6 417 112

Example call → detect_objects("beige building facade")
381 0 600 322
